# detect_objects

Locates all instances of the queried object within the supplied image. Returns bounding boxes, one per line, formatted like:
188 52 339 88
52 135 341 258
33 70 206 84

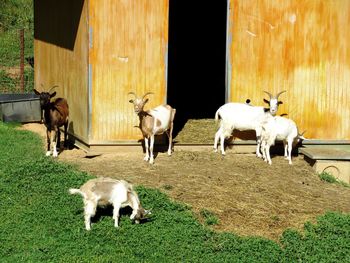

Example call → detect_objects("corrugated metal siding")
89 0 169 143
34 0 89 142
228 0 350 140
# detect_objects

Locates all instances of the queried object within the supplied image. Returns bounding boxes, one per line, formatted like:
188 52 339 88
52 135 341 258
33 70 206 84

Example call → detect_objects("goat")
213 91 286 156
260 116 305 165
128 92 176 164
69 177 150 230
34 86 69 157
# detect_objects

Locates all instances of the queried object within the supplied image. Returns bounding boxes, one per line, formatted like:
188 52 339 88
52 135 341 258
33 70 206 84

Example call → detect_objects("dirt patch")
21 123 350 241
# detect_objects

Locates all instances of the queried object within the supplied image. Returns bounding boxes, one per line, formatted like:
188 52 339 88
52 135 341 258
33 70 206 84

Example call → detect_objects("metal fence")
0 28 34 94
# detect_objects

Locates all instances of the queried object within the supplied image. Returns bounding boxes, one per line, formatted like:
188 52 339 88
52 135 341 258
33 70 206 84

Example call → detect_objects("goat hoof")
53 152 58 157
149 159 154 164
143 157 149 161
45 151 51 156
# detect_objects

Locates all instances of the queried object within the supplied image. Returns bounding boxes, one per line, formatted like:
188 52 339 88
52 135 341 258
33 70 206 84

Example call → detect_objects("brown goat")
34 87 69 157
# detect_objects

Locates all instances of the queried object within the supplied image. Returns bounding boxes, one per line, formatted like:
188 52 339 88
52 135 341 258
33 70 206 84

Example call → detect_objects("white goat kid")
213 91 286 156
69 177 150 230
260 116 305 165
128 92 176 164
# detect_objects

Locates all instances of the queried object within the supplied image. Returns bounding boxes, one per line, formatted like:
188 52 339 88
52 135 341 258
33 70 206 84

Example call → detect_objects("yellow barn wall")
89 0 169 143
228 0 350 140
34 0 89 143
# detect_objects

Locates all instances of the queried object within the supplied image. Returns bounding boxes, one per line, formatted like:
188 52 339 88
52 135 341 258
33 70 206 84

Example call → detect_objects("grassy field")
0 0 34 93
0 122 350 262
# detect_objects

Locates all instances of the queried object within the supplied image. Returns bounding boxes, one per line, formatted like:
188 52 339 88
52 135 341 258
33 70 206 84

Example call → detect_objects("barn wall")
34 0 89 143
89 0 169 143
228 0 350 140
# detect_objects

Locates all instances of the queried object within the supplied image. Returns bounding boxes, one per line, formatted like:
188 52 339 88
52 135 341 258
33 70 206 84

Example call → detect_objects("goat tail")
69 188 85 198
215 108 221 122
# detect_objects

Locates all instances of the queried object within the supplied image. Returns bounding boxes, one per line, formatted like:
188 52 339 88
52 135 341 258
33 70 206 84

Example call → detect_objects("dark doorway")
167 1 228 136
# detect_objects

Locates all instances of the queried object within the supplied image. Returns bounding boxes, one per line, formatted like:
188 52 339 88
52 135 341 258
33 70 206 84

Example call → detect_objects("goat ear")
33 89 40 95
50 91 56 98
278 101 283 105
263 98 270 104
129 99 134 103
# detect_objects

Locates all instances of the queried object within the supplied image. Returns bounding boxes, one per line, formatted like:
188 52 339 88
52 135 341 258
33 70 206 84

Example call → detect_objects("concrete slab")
300 147 350 160
300 147 350 184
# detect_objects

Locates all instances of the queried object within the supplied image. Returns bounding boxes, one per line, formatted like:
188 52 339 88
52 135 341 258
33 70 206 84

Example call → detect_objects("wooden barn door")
227 0 350 140
89 0 169 143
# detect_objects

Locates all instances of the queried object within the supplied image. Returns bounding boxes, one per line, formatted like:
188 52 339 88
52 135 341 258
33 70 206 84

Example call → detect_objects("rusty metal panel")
89 0 169 143
228 0 350 140
34 0 89 143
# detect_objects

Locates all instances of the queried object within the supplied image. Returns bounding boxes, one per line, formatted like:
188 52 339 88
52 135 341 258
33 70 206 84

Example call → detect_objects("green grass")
200 209 219 226
0 0 34 92
318 171 350 188
0 122 350 262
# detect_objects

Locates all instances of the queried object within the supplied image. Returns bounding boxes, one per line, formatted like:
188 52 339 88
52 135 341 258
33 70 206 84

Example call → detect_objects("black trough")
0 93 41 123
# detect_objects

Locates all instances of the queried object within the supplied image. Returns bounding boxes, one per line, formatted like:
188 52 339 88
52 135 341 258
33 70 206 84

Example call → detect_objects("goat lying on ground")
128 92 176 164
260 116 305 165
69 177 150 230
34 87 69 157
213 91 286 156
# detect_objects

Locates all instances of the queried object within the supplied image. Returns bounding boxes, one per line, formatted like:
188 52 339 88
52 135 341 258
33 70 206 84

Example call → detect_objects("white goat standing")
260 116 305 165
213 91 286 156
69 177 150 230
128 92 176 164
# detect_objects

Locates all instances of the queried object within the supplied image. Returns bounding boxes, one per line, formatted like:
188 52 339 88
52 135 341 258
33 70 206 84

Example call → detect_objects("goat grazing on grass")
260 116 305 165
69 177 151 230
213 91 286 156
128 92 176 164
34 86 69 157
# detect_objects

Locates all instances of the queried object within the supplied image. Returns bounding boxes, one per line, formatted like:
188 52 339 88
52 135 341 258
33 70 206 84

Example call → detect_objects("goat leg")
143 137 149 161
51 129 58 157
113 203 121 228
149 135 155 164
46 129 51 156
64 121 68 148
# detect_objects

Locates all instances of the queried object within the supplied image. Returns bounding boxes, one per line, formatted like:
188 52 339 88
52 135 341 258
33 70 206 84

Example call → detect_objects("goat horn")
300 130 307 136
142 92 154 100
275 90 286 99
263 91 273 99
48 85 58 93
127 92 137 98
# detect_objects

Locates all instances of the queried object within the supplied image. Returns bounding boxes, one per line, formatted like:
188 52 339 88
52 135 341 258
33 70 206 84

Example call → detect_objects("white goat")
128 92 176 164
69 177 150 230
260 116 305 165
213 91 286 156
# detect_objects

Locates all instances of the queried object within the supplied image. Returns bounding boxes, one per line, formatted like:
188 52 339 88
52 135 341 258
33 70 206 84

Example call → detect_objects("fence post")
20 29 25 92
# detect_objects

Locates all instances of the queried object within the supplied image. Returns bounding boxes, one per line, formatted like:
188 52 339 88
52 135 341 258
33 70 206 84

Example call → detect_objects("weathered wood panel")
228 0 350 140
89 0 169 143
34 0 89 143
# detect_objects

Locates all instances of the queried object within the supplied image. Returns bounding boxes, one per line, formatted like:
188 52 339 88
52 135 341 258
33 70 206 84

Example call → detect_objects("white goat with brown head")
128 92 176 164
34 86 69 157
69 177 150 230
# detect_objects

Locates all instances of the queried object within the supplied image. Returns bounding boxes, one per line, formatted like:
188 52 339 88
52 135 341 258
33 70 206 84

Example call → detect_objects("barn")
34 0 350 152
